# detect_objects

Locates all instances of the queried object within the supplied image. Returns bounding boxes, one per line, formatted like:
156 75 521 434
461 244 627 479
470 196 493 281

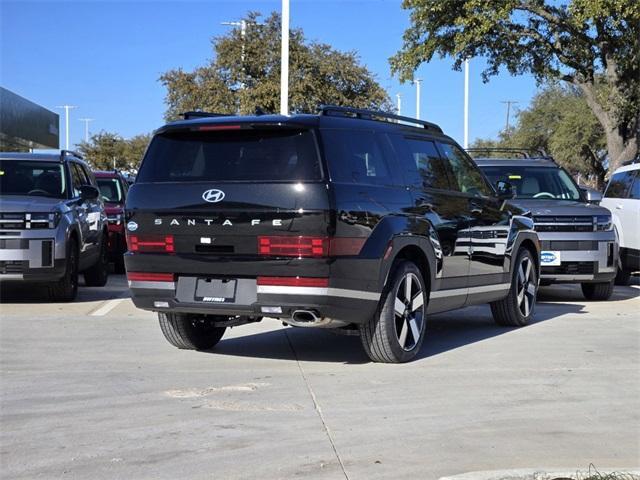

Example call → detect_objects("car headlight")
107 213 123 225
27 212 61 228
595 214 612 231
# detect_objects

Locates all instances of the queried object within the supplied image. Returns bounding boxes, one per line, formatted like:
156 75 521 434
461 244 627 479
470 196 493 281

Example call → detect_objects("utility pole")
79 118 93 143
413 79 422 119
463 59 469 149
280 0 290 115
56 105 77 150
501 100 518 133
396 93 402 116
221 19 248 87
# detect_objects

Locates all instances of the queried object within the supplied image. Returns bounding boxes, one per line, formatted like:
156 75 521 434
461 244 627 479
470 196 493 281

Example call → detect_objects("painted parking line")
90 297 127 316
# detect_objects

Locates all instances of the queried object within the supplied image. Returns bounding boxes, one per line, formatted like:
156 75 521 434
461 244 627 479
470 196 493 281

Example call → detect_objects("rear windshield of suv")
137 128 322 183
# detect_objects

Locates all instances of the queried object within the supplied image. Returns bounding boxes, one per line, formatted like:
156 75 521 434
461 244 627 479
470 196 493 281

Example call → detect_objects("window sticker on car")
508 174 522 180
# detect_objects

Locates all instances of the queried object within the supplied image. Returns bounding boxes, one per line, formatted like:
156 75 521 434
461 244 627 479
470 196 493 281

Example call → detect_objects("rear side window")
321 129 394 185
137 129 322 183
404 138 451 190
604 171 634 199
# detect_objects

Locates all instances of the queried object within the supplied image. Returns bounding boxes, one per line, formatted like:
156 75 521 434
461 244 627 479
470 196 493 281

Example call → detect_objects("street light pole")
396 93 402 115
501 100 518 133
56 105 77 150
79 118 94 143
280 0 290 115
414 79 422 119
463 59 469 149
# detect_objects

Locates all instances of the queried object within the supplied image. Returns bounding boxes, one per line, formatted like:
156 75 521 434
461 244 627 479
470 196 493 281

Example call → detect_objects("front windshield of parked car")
480 165 582 200
0 160 67 198
97 177 123 203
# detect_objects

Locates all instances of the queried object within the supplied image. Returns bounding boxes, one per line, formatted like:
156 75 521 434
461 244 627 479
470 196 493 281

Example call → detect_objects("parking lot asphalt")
1 276 639 480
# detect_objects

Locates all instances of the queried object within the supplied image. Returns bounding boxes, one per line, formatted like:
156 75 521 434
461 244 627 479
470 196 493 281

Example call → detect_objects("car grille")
534 216 594 232
542 261 596 275
0 260 24 274
0 213 53 230
541 240 599 251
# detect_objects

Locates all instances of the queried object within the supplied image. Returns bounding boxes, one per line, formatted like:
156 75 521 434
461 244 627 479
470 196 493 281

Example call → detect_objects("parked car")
125 106 540 363
95 170 129 273
470 148 617 300
600 159 640 285
0 151 109 301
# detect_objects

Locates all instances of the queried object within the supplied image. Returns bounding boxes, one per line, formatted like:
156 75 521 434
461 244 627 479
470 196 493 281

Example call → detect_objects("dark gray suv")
0 151 109 301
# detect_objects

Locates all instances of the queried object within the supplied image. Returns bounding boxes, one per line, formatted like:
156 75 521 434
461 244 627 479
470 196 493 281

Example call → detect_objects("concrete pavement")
1 276 638 479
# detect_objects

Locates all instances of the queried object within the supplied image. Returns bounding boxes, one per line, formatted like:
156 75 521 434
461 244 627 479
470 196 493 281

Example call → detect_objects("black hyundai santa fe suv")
125 106 540 363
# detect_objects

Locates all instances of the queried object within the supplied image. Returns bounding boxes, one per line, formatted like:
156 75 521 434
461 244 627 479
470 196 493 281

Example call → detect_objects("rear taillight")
257 236 365 257
127 234 175 253
257 276 329 287
258 236 328 257
127 272 175 282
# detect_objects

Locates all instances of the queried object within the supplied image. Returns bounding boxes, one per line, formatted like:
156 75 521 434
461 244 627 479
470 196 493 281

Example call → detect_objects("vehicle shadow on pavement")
0 274 129 304
209 300 590 364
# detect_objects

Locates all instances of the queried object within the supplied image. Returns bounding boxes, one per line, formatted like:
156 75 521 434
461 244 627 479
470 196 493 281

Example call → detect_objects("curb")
438 468 640 480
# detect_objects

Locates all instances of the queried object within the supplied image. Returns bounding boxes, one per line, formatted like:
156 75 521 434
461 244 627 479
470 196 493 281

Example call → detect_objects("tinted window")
404 138 451 189
630 171 640 200
97 177 123 203
438 143 492 196
70 163 88 197
322 130 394 185
0 160 67 198
137 129 321 183
481 166 582 200
604 171 634 199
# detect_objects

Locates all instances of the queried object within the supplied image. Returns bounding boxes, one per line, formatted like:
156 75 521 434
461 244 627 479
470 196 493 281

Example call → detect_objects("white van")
600 160 640 285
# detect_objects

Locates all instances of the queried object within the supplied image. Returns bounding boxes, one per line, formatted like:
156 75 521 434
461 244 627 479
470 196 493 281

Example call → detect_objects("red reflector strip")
127 272 175 282
127 234 175 253
197 125 242 131
257 276 329 287
258 236 329 257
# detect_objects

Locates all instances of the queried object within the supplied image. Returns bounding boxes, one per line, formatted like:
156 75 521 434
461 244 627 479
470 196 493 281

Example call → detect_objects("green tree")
471 84 607 187
77 131 151 171
391 0 640 172
160 11 392 120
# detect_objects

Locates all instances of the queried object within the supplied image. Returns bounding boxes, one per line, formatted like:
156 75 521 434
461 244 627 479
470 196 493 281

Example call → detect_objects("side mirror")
582 187 603 204
79 185 100 201
496 180 515 200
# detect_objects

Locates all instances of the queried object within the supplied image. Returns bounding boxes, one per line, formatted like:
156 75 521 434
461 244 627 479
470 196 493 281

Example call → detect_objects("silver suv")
471 149 617 300
0 151 109 301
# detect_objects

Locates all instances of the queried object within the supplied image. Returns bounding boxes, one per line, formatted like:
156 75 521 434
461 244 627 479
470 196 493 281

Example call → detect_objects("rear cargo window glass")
321 130 393 185
137 129 321 182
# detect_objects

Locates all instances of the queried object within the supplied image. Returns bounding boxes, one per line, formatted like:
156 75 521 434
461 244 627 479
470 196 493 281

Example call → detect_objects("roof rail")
60 149 84 160
318 105 443 133
182 111 232 120
465 147 550 159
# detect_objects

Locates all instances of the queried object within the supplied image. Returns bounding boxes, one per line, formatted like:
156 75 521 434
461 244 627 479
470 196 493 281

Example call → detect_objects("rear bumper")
539 231 617 283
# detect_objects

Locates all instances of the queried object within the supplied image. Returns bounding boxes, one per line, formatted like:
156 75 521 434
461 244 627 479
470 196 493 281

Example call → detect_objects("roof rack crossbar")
318 105 443 133
465 147 550 159
182 111 232 120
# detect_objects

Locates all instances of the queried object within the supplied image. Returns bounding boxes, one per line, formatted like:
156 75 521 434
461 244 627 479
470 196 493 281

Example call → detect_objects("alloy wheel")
393 272 425 351
516 255 536 317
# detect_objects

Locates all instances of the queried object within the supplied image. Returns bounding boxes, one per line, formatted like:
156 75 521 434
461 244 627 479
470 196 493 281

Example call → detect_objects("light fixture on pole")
396 93 402 115
463 59 469 149
79 118 94 143
280 0 290 115
56 105 77 150
413 79 422 119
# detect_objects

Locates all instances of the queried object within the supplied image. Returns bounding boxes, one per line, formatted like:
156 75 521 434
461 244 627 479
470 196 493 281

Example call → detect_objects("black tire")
84 233 109 287
581 281 614 301
491 248 538 327
360 261 427 363
158 312 227 350
614 265 631 286
49 237 79 302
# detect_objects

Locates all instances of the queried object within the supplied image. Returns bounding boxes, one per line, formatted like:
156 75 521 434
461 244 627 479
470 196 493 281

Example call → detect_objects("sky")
1 0 539 149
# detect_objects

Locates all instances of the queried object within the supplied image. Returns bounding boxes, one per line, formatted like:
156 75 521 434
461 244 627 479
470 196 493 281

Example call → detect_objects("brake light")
258 236 328 257
127 272 175 282
197 125 242 131
257 236 365 257
127 234 175 253
257 276 329 287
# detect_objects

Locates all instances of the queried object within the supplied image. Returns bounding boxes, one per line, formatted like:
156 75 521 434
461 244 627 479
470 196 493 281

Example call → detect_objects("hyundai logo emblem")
126 221 138 232
202 189 226 203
